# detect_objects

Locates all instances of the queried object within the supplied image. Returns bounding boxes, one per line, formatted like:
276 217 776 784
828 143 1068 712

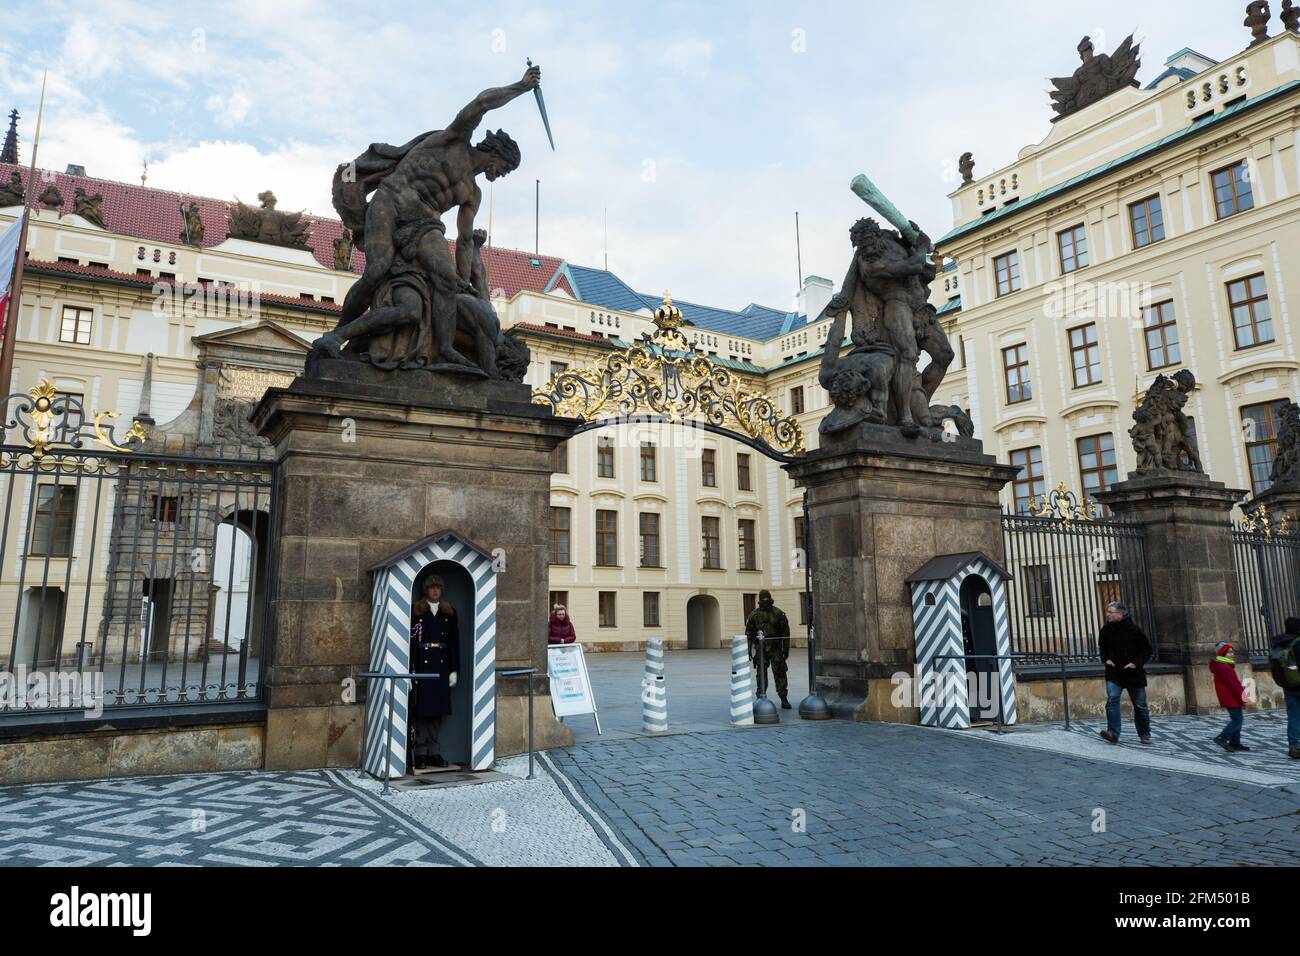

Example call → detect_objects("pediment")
193 319 312 354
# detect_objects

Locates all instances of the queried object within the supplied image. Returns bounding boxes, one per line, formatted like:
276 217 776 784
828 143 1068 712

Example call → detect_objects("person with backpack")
1269 617 1300 759
1097 601 1153 745
1209 641 1249 752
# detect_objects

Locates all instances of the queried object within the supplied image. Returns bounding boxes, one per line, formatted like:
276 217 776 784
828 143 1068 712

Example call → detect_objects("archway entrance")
960 574 1000 722
212 509 271 659
685 594 722 649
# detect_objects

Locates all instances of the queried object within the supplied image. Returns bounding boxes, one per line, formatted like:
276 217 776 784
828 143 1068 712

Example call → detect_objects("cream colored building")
929 28 1300 516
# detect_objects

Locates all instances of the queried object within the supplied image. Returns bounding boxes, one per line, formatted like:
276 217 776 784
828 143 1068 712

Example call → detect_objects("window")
738 519 757 571
638 512 661 568
553 442 568 474
743 592 758 621
790 386 805 415
799 592 811 626
1023 565 1055 617
29 484 77 557
595 509 618 567
793 515 806 553
1002 344 1031 404
1057 224 1089 273
737 453 752 491
548 361 568 381
1241 400 1289 494
1212 161 1254 219
994 251 1020 296
548 507 571 565
598 591 617 628
1068 323 1101 387
151 495 181 524
701 516 721 569
701 448 717 487
1077 433 1118 505
643 591 661 628
1226 273 1273 349
1009 446 1045 514
59 305 92 345
1143 300 1180 369
639 442 657 482
596 436 616 478
549 590 568 613
1129 195 1165 248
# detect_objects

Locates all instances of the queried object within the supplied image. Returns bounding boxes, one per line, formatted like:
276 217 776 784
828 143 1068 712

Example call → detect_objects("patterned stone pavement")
2 714 1296 867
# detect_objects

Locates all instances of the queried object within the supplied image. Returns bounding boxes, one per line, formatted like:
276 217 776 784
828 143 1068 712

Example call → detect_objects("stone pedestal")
252 361 578 770
785 424 1017 722
1096 472 1247 715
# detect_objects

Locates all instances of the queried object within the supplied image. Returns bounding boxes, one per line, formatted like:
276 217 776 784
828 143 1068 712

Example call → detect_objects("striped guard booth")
362 530 498 777
905 552 1016 730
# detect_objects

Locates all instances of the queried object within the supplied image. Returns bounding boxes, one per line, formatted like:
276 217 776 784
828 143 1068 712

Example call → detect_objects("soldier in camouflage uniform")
745 589 792 709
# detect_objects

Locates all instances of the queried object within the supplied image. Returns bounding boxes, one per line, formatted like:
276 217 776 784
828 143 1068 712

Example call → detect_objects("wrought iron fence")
1001 486 1155 664
0 384 276 722
1231 505 1300 660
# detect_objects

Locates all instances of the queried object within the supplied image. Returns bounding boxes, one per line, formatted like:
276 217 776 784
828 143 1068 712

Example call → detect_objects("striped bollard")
642 639 668 732
730 635 754 726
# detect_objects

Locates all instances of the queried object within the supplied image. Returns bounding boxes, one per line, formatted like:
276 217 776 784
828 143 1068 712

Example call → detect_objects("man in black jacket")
1097 601 1153 745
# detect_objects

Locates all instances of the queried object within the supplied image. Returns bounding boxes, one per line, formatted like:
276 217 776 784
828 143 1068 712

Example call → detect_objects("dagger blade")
527 58 556 150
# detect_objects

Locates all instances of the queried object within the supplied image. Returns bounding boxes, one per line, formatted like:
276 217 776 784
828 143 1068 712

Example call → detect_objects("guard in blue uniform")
409 576 460 769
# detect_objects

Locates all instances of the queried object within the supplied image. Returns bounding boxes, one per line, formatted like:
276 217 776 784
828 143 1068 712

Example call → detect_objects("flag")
0 214 23 341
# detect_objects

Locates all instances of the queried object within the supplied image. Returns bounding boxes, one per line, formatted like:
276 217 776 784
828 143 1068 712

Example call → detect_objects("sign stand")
547 643 602 734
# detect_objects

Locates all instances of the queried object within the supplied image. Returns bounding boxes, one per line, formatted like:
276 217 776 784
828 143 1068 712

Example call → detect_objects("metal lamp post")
798 489 831 720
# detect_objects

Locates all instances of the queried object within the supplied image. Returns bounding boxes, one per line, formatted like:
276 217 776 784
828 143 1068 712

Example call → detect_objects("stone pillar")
785 425 1016 722
1095 473 1247 715
252 363 578 770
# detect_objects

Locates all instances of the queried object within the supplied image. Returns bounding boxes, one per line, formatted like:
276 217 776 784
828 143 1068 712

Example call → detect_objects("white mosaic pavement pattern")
968 712 1300 788
336 754 633 867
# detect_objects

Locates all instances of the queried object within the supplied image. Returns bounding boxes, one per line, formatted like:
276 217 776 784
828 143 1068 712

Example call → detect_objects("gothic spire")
0 109 18 165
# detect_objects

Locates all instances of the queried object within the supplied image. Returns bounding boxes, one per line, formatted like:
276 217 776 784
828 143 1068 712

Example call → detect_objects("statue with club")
822 174 955 438
309 64 549 380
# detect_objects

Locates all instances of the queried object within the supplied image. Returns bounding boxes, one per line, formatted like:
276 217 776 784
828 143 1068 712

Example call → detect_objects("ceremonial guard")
409 576 461 769
744 589 793 709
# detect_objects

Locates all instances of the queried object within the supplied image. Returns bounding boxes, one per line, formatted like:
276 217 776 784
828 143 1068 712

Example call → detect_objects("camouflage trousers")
749 638 790 698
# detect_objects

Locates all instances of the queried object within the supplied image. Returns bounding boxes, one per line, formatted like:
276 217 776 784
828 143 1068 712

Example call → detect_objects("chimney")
796 275 833 322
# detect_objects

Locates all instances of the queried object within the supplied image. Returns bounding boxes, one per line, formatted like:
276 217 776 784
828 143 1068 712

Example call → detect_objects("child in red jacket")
1210 641 1249 752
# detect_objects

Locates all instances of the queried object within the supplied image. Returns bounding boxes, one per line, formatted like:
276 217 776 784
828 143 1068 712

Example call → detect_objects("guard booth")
363 530 498 777
906 552 1016 729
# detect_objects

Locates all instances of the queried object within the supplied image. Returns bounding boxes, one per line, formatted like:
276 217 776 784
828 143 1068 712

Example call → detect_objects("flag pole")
0 71 47 418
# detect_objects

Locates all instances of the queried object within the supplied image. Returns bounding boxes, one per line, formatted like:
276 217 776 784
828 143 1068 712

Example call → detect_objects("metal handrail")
930 652 1072 733
496 666 537 780
357 670 441 795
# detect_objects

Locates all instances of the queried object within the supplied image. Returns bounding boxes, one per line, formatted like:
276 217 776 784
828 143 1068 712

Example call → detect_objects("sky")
0 0 1260 313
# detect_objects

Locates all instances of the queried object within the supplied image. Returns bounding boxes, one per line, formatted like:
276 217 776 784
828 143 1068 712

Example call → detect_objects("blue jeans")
1286 689 1300 750
1215 707 1243 747
1105 680 1151 739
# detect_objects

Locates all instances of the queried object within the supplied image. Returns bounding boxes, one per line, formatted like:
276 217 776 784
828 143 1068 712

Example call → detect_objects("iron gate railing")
0 443 277 721
1001 487 1155 665
1231 509 1300 660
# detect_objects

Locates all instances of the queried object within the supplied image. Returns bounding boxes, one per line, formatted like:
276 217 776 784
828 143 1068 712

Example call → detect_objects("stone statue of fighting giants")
820 175 955 438
309 66 544 380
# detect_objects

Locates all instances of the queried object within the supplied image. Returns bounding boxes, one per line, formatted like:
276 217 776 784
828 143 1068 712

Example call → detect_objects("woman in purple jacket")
548 604 576 645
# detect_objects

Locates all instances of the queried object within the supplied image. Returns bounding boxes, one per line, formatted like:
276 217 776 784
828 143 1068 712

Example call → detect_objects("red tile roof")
511 322 618 346
1 163 567 298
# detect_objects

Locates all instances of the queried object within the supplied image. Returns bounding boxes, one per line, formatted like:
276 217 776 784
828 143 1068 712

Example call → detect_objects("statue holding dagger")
311 63 555 380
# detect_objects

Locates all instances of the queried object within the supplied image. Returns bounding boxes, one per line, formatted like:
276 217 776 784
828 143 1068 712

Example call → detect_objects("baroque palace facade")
927 26 1300 517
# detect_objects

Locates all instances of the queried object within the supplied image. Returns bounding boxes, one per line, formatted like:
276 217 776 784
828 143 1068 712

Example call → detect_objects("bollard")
642 639 668 732
730 635 754 726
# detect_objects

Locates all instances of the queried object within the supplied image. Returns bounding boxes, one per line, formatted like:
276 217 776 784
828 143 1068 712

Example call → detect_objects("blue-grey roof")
937 79 1300 248
1144 66 1197 89
935 297 962 316
559 263 649 314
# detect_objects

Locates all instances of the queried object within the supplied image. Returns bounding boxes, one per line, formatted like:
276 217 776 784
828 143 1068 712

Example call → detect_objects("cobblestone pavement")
0 756 629 867
544 719 1300 866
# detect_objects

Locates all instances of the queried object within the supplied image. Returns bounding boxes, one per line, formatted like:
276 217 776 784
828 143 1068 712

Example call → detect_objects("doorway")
685 594 721 649
411 560 475 767
960 575 1000 722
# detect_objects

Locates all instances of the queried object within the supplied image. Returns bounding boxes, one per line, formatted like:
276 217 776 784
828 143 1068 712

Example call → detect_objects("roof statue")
1284 0 1300 33
72 187 105 228
958 152 975 185
308 65 545 383
227 190 311 250
179 199 205 246
0 170 23 207
36 183 63 210
1245 1 1272 45
1049 35 1142 121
